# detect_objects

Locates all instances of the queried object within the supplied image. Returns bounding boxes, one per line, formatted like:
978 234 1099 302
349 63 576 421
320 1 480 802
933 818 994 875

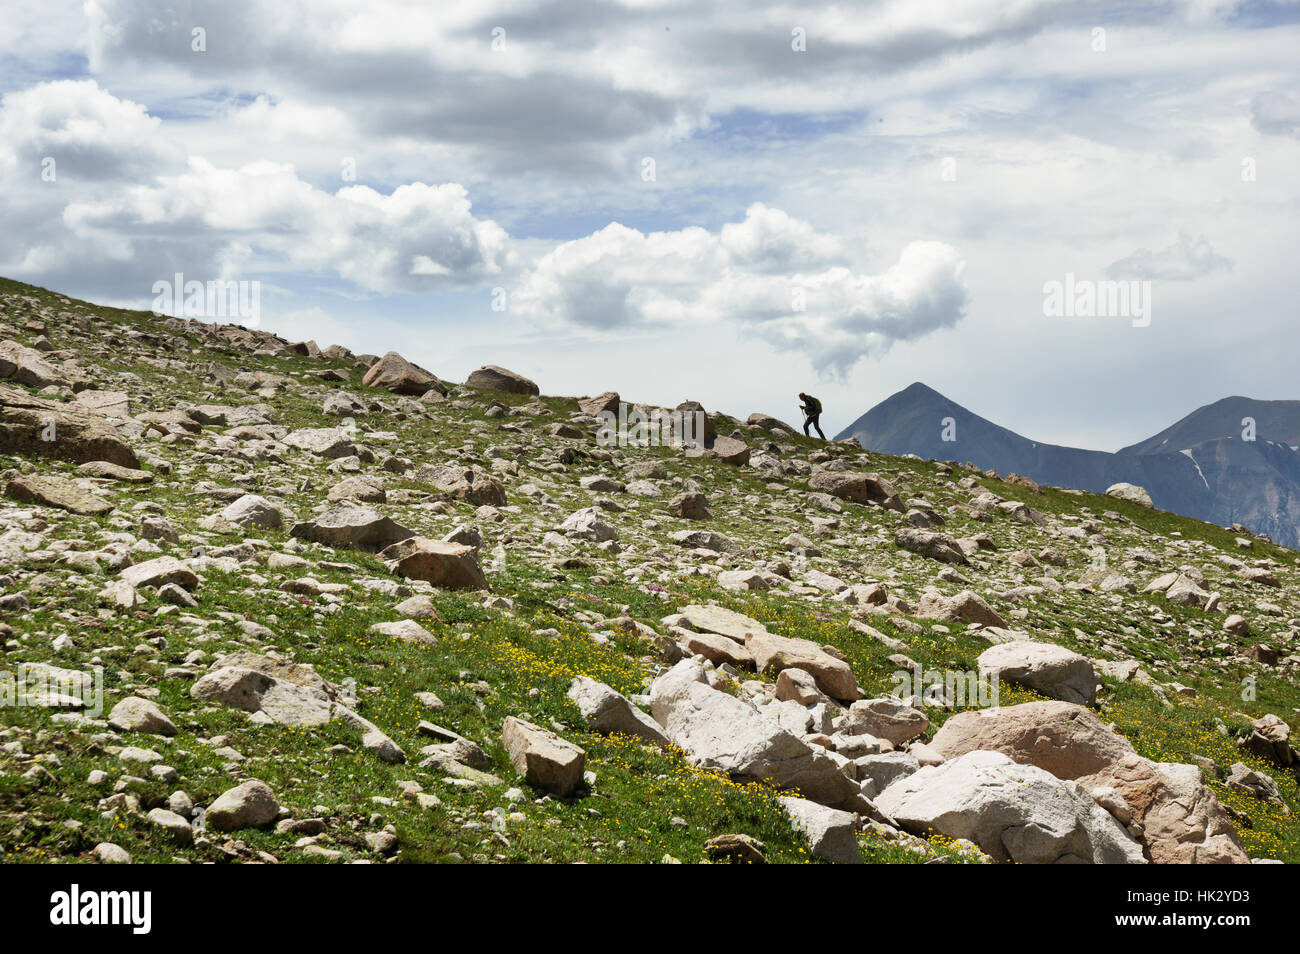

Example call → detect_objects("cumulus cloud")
77 0 1120 175
66 163 512 293
0 80 512 300
1106 230 1232 282
511 204 969 375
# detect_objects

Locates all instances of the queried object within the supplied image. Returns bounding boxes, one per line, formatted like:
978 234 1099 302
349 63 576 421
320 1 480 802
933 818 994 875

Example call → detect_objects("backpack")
806 396 822 415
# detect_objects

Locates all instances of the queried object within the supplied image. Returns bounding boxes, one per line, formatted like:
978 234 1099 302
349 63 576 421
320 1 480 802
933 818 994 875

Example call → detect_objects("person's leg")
803 416 812 436
812 416 826 439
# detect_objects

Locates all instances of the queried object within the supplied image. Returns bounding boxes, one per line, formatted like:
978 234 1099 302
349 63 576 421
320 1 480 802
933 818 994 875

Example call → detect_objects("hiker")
799 392 826 439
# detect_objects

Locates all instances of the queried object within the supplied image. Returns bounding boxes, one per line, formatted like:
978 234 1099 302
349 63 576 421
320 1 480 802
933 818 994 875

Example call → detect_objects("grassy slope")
0 276 1296 864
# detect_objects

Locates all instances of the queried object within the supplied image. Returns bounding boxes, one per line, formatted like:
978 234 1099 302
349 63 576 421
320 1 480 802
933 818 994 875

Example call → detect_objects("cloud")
1106 230 1232 282
0 80 512 299
1251 90 1300 137
77 0 1123 175
511 204 969 375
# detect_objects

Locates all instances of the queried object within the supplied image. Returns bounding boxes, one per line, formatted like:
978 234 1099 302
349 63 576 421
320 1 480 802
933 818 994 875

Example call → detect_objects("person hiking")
799 392 826 439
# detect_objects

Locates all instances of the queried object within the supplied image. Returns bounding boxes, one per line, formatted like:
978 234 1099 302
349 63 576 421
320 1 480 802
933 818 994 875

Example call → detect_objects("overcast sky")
2 1 1298 450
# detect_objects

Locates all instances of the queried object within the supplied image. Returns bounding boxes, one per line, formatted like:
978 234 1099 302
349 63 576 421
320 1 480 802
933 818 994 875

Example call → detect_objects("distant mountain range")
835 382 1300 548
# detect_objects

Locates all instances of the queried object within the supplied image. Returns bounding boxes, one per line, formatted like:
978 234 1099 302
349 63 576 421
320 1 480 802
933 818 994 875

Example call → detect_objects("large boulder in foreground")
930 701 1131 780
0 385 139 468
649 660 863 811
466 365 539 396
1083 754 1249 864
362 351 444 396
928 702 1249 864
876 750 1146 864
289 502 414 551
977 641 1097 705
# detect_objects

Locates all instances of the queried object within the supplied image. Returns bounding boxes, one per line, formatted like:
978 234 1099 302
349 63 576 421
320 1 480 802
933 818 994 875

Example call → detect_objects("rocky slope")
0 276 1297 865
836 382 1300 548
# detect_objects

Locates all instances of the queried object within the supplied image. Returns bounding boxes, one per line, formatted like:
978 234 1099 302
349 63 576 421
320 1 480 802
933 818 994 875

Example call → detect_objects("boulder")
283 427 356 458
775 667 821 705
566 676 669 745
219 494 284 530
467 365 539 395
845 697 928 745
679 630 755 668
362 351 444 396
5 473 111 515
930 702 1133 780
146 808 193 844
929 702 1249 864
560 507 617 542
380 537 490 590
781 796 862 864
704 435 751 466
205 780 281 832
668 529 736 552
73 389 130 417
107 696 177 737
502 716 585 796
0 339 69 388
855 751 921 798
0 386 139 468
1243 714 1295 768
326 475 386 503
668 492 711 520
876 750 1146 864
1083 755 1249 864
120 556 199 590
679 604 768 642
289 503 414 551
917 589 1007 627
416 464 507 507
649 660 863 811
369 619 438 645
894 528 967 564
807 470 897 505
747 413 796 432
1106 482 1153 507
977 641 1097 705
578 391 621 416
77 460 152 483
192 663 403 763
1165 574 1210 608
1227 761 1284 804
744 630 859 702
704 833 767 864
